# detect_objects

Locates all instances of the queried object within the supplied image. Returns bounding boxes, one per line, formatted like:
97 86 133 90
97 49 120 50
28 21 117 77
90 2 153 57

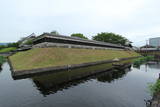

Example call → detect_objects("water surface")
0 62 159 107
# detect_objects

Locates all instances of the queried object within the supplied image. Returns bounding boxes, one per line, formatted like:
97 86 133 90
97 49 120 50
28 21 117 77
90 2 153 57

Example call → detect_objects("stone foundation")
33 42 126 50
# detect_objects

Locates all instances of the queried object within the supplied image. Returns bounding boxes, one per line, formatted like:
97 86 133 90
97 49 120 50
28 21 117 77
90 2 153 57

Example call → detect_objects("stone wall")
33 42 127 50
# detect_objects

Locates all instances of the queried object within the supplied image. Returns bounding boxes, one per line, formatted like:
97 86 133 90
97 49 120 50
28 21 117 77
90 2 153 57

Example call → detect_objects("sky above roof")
1 0 160 46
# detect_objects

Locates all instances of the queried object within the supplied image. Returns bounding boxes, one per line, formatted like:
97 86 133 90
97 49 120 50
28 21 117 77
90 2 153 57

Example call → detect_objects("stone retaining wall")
33 42 127 50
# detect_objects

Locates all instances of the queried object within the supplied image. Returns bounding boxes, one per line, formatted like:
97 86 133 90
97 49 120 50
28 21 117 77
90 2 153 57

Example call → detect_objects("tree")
71 33 88 39
50 30 59 35
92 32 130 46
24 40 33 45
0 45 6 50
7 42 19 48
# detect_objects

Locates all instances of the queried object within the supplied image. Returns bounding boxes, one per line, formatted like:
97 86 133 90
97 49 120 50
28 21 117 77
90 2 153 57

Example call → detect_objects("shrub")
133 56 154 66
149 80 160 95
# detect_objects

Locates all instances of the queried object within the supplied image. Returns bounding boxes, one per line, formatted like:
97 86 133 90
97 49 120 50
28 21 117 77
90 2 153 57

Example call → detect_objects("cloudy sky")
0 0 160 46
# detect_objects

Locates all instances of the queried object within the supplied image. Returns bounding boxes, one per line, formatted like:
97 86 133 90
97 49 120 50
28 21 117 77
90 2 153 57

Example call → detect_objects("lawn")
9 47 140 71
0 47 17 53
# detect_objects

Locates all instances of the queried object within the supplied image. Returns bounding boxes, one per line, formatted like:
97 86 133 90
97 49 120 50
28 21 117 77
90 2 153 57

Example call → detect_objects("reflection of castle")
33 79 87 96
31 63 132 96
97 65 131 83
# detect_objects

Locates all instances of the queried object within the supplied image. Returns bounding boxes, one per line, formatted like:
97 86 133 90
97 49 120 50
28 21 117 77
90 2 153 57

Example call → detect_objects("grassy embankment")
9 48 140 71
0 47 17 53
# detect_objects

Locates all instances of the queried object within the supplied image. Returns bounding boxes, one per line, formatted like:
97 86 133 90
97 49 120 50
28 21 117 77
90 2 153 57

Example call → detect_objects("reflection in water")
31 63 132 96
133 65 140 69
0 65 3 73
97 65 131 83
0 61 159 107
147 62 160 69
33 78 87 96
133 61 160 70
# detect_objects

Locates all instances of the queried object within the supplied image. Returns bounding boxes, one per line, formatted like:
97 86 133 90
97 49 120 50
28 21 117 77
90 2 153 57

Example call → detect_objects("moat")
0 62 159 107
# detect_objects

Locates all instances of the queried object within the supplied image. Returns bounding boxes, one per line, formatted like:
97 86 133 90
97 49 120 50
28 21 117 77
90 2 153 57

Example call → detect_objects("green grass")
0 47 17 53
9 47 140 71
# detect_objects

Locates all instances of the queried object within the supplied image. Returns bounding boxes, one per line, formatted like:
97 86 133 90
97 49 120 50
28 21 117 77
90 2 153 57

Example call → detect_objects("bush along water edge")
133 56 154 67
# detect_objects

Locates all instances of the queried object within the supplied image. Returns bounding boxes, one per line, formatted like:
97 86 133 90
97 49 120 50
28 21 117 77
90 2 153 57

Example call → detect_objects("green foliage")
146 56 154 60
7 42 19 48
0 47 17 53
0 56 6 65
0 42 19 50
133 56 154 66
24 40 33 45
50 30 59 35
149 80 160 95
133 60 141 67
92 32 129 46
71 33 88 39
0 45 7 50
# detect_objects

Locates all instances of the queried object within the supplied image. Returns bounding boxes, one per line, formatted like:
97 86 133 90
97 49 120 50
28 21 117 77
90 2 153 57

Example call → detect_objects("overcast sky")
1 0 160 46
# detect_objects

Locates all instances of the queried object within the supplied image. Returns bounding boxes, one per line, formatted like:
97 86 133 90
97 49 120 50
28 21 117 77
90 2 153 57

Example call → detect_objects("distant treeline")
0 42 19 50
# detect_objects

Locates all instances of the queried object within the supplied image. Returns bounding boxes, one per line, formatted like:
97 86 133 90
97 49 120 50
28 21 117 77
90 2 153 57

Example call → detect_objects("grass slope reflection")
31 63 132 96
